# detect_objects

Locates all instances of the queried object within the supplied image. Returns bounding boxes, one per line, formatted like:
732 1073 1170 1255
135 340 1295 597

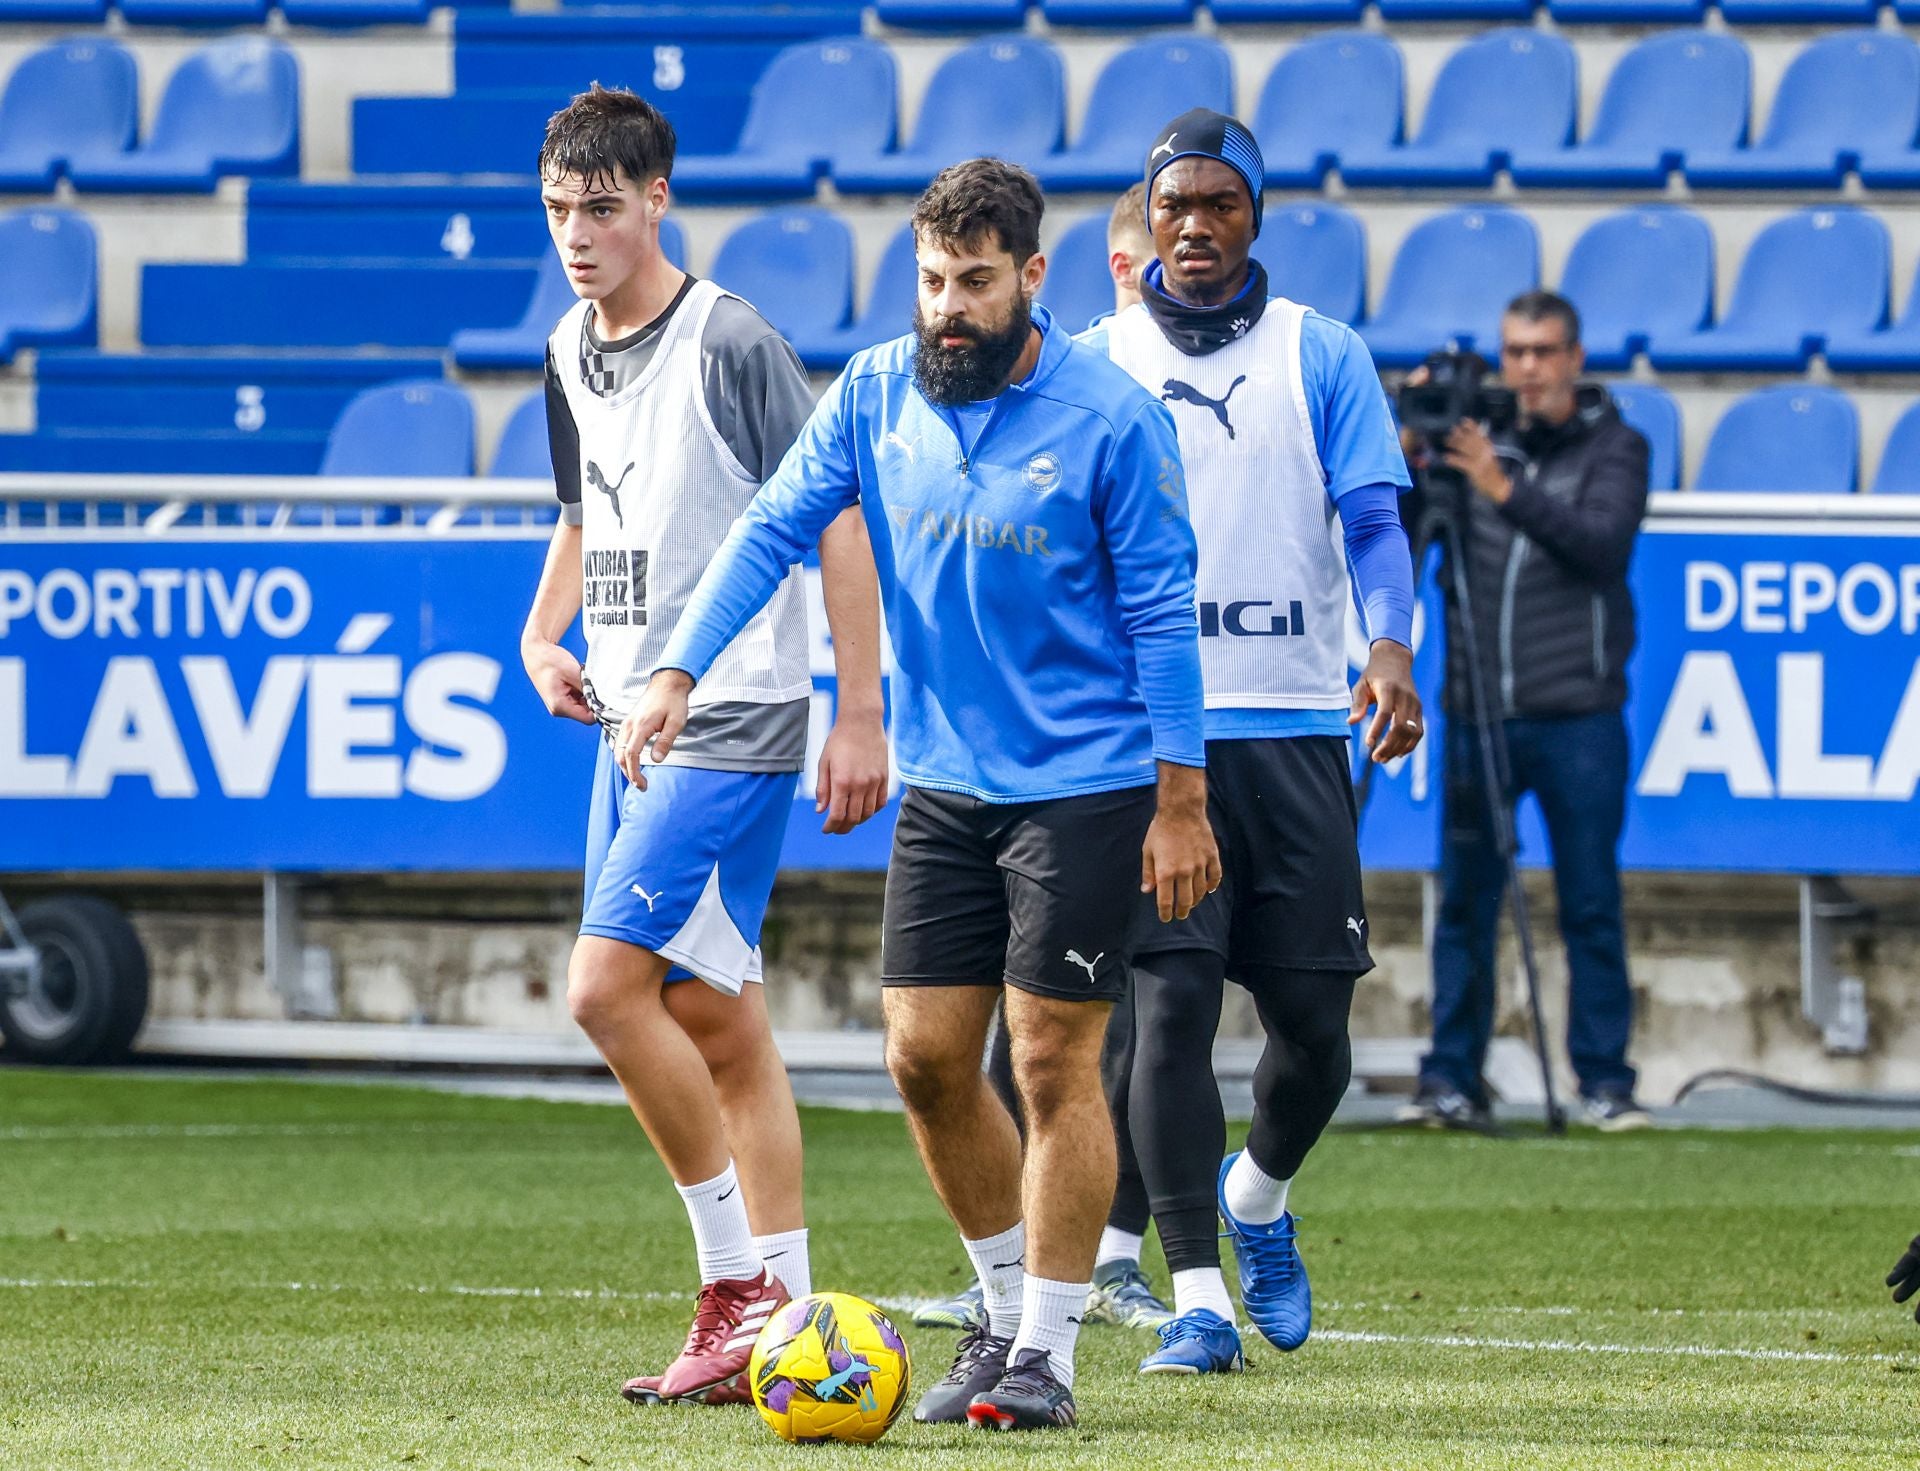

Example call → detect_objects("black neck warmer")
1140 259 1270 357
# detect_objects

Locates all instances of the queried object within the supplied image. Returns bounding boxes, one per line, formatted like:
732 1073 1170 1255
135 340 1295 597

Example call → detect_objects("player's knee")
885 1034 971 1117
1013 1045 1096 1125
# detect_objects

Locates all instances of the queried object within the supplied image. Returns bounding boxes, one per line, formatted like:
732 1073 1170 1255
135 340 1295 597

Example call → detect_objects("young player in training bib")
1079 110 1423 1374
518 86 887 1407
623 161 1219 1431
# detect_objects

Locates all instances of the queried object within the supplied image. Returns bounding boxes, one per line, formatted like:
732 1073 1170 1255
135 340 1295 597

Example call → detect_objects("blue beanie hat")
1144 107 1266 238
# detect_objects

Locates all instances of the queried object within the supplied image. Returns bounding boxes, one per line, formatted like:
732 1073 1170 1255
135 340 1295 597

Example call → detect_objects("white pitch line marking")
1316 1328 1912 1366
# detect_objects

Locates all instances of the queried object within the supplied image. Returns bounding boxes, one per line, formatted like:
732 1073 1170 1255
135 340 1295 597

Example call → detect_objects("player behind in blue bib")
1079 108 1423 1374
620 160 1220 1431
518 84 889 1408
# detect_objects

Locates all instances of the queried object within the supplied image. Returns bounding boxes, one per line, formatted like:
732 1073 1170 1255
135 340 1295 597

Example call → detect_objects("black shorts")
1135 735 1372 975
882 783 1157 1003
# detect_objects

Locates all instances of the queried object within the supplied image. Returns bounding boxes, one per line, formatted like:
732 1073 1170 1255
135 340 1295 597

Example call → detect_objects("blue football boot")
1217 1152 1311 1351
1138 1309 1245 1375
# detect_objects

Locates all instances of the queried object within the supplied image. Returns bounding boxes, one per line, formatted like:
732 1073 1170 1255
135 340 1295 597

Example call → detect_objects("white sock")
674 1162 762 1285
754 1228 810 1298
1009 1274 1090 1388
1223 1153 1292 1225
1172 1266 1236 1323
1096 1226 1144 1268
961 1222 1026 1340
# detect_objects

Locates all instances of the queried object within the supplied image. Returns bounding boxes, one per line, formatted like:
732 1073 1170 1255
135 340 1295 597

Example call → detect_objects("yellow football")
748 1291 912 1444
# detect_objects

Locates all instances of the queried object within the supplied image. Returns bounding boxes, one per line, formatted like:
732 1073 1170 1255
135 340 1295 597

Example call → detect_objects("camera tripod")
1361 468 1566 1134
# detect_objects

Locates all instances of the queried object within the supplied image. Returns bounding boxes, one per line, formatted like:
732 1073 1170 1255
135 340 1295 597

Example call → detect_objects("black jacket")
1415 386 1650 721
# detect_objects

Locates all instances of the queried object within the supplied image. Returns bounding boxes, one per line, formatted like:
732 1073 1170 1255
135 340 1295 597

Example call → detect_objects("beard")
911 291 1033 407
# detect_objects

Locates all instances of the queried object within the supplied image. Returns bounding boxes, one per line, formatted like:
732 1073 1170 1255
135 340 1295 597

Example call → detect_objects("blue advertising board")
1 512 1916 875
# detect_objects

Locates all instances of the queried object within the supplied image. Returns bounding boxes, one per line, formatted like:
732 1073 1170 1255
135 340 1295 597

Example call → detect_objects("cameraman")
1397 291 1652 1132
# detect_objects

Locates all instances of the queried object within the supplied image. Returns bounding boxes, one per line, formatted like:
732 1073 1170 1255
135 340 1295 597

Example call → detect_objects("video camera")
1395 348 1518 448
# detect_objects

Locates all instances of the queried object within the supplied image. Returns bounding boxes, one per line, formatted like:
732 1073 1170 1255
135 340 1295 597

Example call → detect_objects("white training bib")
1106 298 1351 711
549 280 810 720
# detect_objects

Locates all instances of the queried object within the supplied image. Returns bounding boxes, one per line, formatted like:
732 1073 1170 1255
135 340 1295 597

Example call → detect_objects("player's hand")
1141 765 1222 923
816 709 888 834
1349 639 1423 764
1887 1234 1920 1322
617 670 694 790
521 635 594 725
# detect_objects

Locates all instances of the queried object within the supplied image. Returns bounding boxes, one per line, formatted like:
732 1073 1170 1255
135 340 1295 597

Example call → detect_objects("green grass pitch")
3 1068 1917 1470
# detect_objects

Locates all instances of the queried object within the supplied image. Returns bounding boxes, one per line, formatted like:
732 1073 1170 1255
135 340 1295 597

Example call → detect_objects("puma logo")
587 459 636 528
990 1257 1024 1271
884 430 919 464
1151 134 1178 162
1161 376 1247 439
1065 950 1104 985
1347 916 1366 938
630 883 663 912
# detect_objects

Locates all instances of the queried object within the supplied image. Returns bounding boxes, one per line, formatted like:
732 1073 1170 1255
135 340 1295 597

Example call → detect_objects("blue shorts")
580 741 798 996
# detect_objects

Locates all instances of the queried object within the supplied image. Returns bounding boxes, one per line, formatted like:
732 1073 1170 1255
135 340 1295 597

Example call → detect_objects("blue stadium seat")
672 39 895 200
787 222 918 371
33 351 444 438
1557 209 1714 371
1038 215 1113 337
1509 32 1748 190
1694 386 1857 494
834 37 1063 195
143 261 538 349
0 39 139 193
1252 203 1367 326
321 380 475 479
247 182 555 263
67 39 299 193
0 0 107 19
1648 209 1888 373
1042 0 1194 23
1868 404 1920 494
1339 30 1575 189
1376 0 1531 20
1031 36 1233 193
873 0 1027 26
1252 32 1403 189
450 218 686 372
1358 208 1538 369
0 429 325 475
489 390 551 479
1719 0 1877 21
1685 33 1919 190
1824 257 1920 372
1548 0 1704 20
119 0 266 24
1213 0 1363 20
281 0 432 23
0 209 97 364
1604 382 1681 493
708 208 855 348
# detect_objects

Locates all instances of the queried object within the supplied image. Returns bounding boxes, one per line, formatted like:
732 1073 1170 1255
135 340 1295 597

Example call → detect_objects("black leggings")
1122 950 1357 1272
985 1001 1152 1238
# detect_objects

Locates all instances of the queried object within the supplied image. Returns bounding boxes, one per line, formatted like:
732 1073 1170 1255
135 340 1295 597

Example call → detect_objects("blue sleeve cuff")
1134 626 1207 766
1340 481 1416 651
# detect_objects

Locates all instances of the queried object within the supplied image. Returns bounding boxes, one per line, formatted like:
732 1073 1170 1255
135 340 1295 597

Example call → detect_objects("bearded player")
519 85 887 1406
1080 110 1421 1374
623 160 1217 1430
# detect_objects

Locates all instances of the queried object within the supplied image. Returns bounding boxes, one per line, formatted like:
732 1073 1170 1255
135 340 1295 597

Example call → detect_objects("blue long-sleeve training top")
655 303 1206 803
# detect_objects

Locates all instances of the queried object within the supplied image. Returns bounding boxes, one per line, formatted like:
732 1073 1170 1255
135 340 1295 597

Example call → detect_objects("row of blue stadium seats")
3 0 1914 22
55 194 1920 373
352 29 1920 194
0 0 492 21
0 38 296 193
4 364 1914 499
878 0 1920 23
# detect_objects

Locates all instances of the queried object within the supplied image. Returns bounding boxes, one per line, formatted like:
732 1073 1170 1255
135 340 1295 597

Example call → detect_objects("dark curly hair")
539 83 676 193
911 158 1045 266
